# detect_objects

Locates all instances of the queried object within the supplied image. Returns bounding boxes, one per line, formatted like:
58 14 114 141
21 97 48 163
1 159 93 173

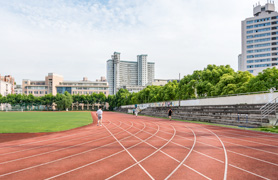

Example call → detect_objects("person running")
168 108 173 121
96 107 103 126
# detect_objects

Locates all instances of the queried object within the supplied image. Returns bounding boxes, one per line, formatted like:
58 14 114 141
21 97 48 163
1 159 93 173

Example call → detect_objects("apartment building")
22 73 108 96
0 75 15 96
56 77 109 95
239 1 278 75
107 52 155 95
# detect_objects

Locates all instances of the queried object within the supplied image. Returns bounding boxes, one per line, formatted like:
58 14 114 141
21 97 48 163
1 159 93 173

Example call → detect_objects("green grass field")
0 112 93 133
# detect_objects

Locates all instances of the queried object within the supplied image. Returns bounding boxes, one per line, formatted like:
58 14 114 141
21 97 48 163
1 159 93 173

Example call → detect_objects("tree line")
0 92 107 111
107 65 278 109
1 65 277 110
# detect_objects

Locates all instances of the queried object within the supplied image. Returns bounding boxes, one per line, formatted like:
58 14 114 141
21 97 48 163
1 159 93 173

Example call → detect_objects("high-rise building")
107 52 155 95
239 1 278 75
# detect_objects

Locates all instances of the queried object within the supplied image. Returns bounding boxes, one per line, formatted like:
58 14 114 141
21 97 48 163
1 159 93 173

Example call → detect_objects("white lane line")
117 115 272 179
45 121 160 180
103 121 154 180
205 128 228 180
0 122 130 165
165 126 196 180
156 122 277 160
0 121 144 177
110 121 211 180
182 164 212 180
192 128 278 156
0 112 102 149
0 121 113 150
105 122 176 180
140 122 273 179
0 121 118 156
204 127 278 145
194 125 278 148
229 164 270 180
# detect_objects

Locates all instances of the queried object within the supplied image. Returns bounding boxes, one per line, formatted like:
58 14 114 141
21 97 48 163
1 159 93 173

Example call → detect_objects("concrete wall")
121 92 278 109
180 92 278 106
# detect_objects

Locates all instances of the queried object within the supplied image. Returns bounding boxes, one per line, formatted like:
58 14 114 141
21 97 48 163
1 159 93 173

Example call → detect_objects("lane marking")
137 121 273 179
229 164 270 180
0 121 146 177
165 126 196 180
105 122 176 180
0 122 131 165
0 121 114 150
205 128 228 180
155 122 278 165
103 121 154 180
107 121 211 180
45 121 160 180
0 121 117 156
0 112 103 149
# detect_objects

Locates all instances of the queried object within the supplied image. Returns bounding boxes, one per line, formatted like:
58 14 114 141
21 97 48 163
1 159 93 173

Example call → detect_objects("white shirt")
96 109 103 115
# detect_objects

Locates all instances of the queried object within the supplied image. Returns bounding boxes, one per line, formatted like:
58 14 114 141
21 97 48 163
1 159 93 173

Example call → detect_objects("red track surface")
0 112 277 180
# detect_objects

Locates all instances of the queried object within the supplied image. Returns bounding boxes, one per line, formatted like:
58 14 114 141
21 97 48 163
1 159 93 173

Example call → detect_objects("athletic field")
0 112 92 133
0 112 277 179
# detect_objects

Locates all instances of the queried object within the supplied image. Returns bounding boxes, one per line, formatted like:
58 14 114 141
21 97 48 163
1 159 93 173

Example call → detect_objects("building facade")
239 2 278 75
14 85 22 95
22 73 108 97
0 75 15 95
56 77 109 96
107 52 155 95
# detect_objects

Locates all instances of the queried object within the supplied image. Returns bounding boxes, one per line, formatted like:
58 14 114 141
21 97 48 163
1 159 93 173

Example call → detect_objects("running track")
0 112 277 180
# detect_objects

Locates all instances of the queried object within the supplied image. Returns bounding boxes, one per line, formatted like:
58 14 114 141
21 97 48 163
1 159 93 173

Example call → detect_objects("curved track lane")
0 112 277 179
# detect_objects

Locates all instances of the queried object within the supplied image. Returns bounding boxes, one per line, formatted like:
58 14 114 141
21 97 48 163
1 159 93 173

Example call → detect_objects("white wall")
0 80 12 96
121 92 278 109
180 92 278 106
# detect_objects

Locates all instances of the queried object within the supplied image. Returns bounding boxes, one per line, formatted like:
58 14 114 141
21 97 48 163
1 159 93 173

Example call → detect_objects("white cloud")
0 0 264 83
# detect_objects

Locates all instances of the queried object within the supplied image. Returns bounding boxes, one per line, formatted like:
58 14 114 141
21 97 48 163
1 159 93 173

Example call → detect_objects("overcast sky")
0 0 268 84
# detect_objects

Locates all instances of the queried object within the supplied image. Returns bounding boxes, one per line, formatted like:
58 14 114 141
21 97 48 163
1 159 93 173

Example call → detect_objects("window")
247 40 253 44
247 30 253 34
247 20 253 24
247 45 253 48
255 64 271 67
254 43 270 48
254 22 271 28
247 25 253 29
247 65 254 68
248 70 254 73
254 48 270 53
254 28 271 33
254 38 271 43
247 35 253 39
254 33 270 38
255 58 271 62
254 17 270 22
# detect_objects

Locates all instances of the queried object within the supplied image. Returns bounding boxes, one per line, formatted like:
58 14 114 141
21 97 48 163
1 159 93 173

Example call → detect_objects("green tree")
247 67 278 92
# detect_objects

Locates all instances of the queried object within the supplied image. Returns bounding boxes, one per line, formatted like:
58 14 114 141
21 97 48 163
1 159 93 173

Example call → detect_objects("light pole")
179 73 181 107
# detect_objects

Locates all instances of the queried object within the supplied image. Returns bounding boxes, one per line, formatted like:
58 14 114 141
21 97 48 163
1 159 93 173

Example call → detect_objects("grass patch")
137 114 278 134
0 112 92 133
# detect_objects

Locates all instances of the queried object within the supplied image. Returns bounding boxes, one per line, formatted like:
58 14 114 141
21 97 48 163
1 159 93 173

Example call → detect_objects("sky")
0 0 269 84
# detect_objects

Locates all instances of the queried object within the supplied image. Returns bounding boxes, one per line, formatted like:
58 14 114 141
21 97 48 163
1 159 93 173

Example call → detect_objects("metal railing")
260 97 278 123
